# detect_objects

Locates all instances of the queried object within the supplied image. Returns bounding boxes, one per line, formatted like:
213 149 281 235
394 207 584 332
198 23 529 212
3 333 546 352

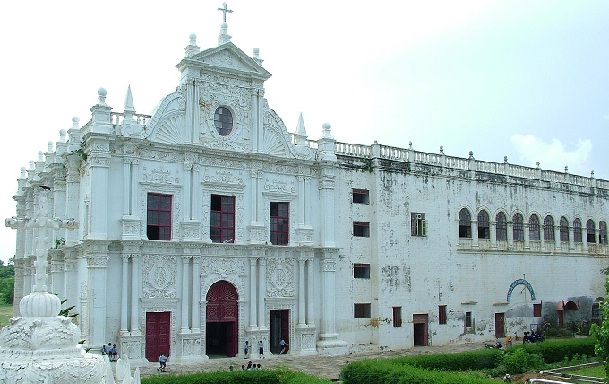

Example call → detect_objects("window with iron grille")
439 305 447 325
573 219 582 243
353 263 371 279
270 202 289 245
353 222 370 237
459 208 471 238
210 194 235 243
411 213 427 237
352 189 369 204
496 212 507 241
478 210 490 239
513 213 524 241
354 303 371 318
393 307 402 327
544 215 554 241
560 216 569 242
147 193 172 240
529 214 540 240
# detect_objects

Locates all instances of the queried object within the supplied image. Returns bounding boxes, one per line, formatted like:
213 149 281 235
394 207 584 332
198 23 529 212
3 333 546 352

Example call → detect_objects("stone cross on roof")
218 2 233 23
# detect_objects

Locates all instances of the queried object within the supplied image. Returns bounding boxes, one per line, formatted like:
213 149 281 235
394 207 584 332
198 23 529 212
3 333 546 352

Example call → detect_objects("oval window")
214 107 233 136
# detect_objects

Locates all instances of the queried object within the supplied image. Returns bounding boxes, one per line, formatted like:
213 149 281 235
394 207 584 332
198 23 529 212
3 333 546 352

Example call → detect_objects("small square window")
393 307 402 327
353 263 370 279
411 213 427 237
439 305 447 325
354 303 371 318
352 189 370 204
353 222 370 237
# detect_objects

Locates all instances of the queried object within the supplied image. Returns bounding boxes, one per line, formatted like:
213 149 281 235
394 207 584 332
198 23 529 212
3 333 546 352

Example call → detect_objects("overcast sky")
0 1 608 263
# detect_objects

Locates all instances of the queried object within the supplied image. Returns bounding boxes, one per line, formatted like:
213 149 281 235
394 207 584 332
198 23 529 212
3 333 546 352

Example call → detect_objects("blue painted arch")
507 278 536 302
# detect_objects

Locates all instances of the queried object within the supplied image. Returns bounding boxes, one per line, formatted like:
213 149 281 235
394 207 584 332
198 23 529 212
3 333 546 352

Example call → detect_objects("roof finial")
217 3 233 45
218 2 233 23
124 84 135 113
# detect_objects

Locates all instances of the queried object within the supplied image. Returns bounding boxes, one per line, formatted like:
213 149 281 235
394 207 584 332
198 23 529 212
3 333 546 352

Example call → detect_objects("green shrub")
391 349 501 371
342 360 497 384
520 338 595 364
499 347 544 374
141 369 331 384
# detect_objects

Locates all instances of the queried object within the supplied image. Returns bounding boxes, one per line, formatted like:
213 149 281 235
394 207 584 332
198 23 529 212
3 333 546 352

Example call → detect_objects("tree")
590 277 609 383
0 264 14 304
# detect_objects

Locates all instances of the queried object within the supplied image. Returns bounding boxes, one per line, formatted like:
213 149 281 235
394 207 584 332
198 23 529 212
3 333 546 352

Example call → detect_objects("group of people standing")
101 342 118 362
243 338 288 359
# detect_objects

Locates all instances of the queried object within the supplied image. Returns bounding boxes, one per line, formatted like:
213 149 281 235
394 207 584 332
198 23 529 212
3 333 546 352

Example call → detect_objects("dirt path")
134 342 487 380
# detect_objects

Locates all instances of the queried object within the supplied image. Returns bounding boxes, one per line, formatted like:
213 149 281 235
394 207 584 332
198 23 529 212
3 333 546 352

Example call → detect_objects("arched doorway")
206 280 238 357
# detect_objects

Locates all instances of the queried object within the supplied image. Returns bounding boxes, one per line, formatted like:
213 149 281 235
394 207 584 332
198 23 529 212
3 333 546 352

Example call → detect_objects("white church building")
6 6 609 362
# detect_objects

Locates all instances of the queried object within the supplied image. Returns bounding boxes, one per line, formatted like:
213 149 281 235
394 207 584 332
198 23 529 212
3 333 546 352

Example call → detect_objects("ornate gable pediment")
193 43 271 80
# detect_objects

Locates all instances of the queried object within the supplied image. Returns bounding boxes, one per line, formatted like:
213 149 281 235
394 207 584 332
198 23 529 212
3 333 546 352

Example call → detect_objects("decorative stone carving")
142 166 180 184
181 337 202 356
142 254 177 298
266 258 294 298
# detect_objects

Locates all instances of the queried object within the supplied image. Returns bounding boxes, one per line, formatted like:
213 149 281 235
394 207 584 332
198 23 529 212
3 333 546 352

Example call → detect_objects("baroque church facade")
6 11 609 362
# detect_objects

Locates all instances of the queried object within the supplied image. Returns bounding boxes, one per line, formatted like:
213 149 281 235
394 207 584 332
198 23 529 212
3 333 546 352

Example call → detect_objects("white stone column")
180 255 191 333
319 171 336 247
319 258 336 336
130 254 141 335
472 220 479 247
490 222 497 248
123 161 132 216
554 225 561 250
249 257 258 328
524 223 530 249
306 258 314 326
507 221 514 248
317 255 346 353
298 257 306 325
120 254 129 334
65 155 81 246
86 245 109 347
257 258 267 328
184 165 192 220
298 176 306 226
87 139 110 240
191 255 201 333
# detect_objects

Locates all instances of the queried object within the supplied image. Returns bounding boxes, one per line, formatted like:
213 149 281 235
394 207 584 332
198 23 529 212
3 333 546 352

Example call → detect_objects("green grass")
0 304 14 327
569 364 605 378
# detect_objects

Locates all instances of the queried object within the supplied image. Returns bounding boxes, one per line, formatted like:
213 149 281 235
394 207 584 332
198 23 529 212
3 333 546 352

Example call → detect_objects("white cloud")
510 134 592 174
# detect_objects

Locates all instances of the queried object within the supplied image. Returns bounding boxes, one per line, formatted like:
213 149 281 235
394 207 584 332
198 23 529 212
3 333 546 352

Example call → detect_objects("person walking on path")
243 340 250 359
258 340 264 359
279 338 288 354
158 353 168 372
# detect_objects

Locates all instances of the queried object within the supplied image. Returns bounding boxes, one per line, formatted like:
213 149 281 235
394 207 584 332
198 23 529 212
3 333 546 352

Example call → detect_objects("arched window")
587 219 596 243
600 221 607 244
544 215 554 241
496 212 507 241
529 214 540 241
513 213 524 241
477 210 490 239
573 219 582 243
559 216 569 242
459 208 472 238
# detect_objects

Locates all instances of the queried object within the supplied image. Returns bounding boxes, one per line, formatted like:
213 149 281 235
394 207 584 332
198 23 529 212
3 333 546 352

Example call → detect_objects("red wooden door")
145 311 171 362
494 313 505 338
206 281 238 357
